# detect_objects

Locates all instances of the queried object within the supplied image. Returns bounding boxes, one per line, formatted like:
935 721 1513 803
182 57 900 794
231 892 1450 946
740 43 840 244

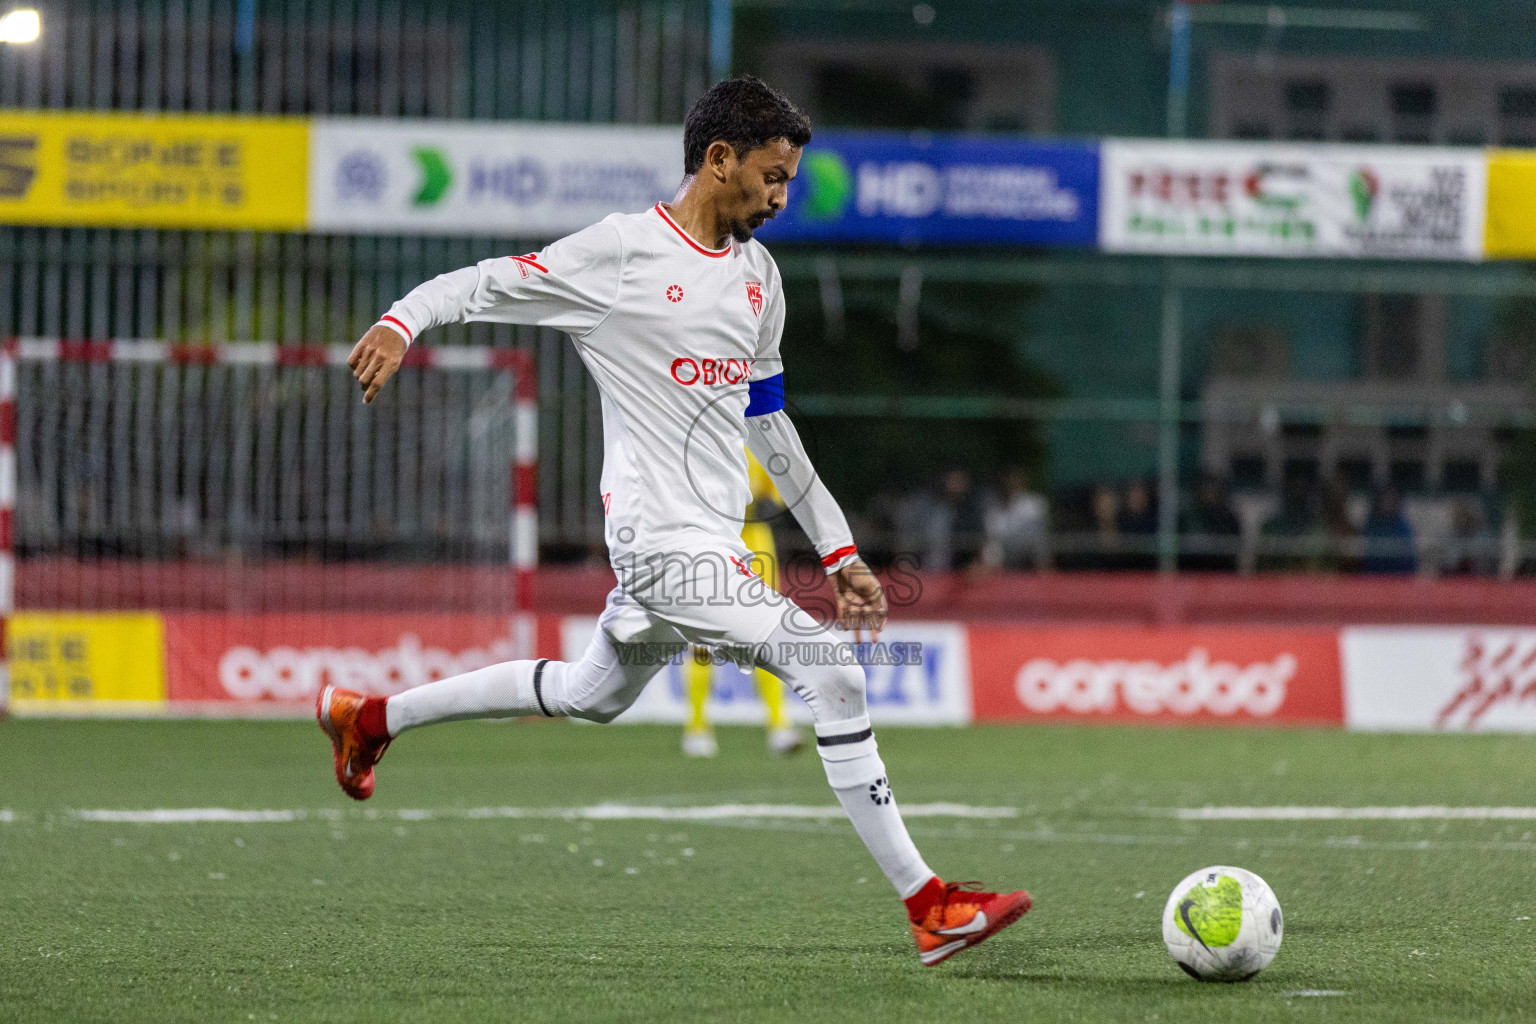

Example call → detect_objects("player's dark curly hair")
682 75 812 175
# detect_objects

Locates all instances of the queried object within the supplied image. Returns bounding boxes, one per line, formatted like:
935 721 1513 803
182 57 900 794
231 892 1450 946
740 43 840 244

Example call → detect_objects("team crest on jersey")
745 280 764 317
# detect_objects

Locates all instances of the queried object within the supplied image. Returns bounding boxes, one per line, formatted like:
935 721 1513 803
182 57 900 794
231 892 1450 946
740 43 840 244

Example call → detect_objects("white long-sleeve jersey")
377 202 859 574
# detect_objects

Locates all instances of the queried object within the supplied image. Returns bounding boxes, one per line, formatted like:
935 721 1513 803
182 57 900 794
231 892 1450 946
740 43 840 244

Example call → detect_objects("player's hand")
832 558 887 640
348 324 408 404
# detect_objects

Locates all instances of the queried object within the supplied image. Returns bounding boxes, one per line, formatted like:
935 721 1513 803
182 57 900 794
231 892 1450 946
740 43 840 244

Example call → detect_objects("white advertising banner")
1341 627 1536 732
308 119 683 236
560 618 973 727
1100 140 1487 260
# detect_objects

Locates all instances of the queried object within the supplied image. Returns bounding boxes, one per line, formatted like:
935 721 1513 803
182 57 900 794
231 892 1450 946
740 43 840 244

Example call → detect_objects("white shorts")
605 534 822 651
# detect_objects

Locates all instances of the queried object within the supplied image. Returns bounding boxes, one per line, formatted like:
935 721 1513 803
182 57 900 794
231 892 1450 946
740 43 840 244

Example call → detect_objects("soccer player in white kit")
317 76 1030 966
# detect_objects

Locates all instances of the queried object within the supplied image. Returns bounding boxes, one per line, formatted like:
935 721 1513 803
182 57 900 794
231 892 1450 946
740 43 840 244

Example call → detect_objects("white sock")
386 658 560 734
816 715 935 898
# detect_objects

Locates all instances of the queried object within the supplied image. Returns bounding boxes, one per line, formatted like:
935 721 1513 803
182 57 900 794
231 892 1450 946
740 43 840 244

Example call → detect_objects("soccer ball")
1161 866 1283 981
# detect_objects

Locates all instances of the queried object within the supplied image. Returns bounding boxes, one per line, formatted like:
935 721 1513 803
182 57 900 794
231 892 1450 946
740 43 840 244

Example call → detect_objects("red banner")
163 613 562 706
968 625 1343 725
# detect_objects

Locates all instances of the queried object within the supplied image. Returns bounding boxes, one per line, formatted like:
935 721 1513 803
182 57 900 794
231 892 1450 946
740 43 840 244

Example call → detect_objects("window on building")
752 39 1054 134
1499 86 1536 146
1360 294 1425 380
1389 83 1437 143
1284 80 1330 140
1443 459 1482 492
1337 457 1375 491
1211 55 1536 147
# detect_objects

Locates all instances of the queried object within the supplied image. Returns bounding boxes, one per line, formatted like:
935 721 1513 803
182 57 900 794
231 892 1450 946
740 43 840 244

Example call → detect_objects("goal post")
2 338 538 714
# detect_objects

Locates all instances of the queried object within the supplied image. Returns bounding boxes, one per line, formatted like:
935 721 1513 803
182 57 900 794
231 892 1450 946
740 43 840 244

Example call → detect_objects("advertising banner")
0 110 308 230
161 613 559 711
558 617 973 726
758 132 1098 246
1483 150 1536 259
1342 627 1536 732
8 612 166 710
308 118 683 236
968 625 1343 725
1100 140 1486 260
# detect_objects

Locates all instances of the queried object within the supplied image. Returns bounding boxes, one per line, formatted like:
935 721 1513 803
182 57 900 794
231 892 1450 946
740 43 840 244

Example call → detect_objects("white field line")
1174 806 1536 821
42 803 1018 825
12 806 1536 853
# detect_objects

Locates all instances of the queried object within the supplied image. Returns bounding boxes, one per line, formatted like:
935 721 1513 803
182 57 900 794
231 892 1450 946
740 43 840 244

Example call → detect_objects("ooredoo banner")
1341 627 1536 732
307 118 683 236
968 625 1344 725
1100 140 1487 260
162 613 558 710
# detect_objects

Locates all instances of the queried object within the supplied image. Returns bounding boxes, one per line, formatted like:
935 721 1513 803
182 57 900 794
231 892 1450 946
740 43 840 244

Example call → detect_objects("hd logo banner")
0 110 308 230
307 118 683 236
560 617 975 727
756 132 1100 246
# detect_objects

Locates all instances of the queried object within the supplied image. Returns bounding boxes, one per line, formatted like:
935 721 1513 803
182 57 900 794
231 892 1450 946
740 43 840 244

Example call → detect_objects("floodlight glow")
0 9 41 44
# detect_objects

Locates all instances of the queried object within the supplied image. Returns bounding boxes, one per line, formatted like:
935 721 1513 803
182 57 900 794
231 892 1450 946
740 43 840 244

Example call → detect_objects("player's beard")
729 208 776 243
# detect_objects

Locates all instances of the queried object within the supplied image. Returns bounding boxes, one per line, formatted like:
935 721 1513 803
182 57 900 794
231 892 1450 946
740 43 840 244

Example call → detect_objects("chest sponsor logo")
666 284 684 303
745 280 764 317
669 356 755 386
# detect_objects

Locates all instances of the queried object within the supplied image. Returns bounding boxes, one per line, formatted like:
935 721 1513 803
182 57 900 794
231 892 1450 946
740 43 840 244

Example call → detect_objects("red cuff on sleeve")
821 544 858 569
379 315 413 341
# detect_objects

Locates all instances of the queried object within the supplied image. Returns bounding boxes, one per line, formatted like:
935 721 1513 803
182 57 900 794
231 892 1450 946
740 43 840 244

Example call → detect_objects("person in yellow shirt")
682 451 805 757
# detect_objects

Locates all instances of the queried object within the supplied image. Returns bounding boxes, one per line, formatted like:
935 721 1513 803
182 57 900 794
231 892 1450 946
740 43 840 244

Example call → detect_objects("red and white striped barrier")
14 337 532 372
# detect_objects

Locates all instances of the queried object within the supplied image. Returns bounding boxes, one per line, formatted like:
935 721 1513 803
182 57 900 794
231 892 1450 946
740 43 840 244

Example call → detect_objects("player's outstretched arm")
349 324 407 404
745 409 886 637
356 223 623 406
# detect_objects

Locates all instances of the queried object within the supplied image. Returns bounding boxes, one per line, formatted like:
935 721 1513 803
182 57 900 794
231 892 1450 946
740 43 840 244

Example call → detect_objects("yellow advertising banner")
8 612 167 710
1485 150 1536 259
0 110 307 230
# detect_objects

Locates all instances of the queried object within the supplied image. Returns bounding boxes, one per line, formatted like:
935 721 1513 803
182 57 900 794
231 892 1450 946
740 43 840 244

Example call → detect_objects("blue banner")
757 132 1100 247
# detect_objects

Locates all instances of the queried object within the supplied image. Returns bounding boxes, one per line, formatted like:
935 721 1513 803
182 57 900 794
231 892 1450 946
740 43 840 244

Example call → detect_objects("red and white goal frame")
0 338 540 714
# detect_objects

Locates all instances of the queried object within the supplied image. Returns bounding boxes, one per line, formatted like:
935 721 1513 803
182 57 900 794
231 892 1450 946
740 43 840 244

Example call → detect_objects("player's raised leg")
317 587 682 799
756 610 1031 965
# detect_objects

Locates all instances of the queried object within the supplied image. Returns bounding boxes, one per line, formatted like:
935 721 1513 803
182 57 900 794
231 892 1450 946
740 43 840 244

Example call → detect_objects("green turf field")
3 719 1534 1023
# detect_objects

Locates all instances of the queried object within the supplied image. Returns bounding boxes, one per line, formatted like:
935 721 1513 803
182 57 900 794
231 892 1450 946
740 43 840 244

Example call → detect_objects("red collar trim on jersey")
654 203 731 258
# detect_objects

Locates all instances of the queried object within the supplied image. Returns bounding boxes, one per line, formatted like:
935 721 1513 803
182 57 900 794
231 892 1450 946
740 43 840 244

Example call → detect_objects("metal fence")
0 0 710 553
0 0 710 120
15 341 520 564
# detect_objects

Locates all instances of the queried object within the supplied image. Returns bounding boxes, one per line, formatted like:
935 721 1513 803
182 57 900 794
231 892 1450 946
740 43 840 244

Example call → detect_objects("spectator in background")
1180 473 1241 572
1081 482 1123 570
982 466 1049 570
1117 478 1158 570
1443 496 1497 576
923 467 988 571
1320 473 1361 573
1259 476 1320 572
1362 486 1416 575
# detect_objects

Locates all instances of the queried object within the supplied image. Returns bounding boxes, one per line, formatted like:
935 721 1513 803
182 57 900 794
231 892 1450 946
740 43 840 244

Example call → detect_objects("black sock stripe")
815 727 873 747
532 659 552 717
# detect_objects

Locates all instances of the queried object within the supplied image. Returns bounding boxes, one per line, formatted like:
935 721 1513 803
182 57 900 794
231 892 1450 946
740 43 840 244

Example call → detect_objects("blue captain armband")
744 372 785 417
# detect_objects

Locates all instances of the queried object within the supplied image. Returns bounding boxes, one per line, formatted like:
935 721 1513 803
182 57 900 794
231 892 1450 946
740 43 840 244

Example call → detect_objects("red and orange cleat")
905 878 1033 966
316 685 391 801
